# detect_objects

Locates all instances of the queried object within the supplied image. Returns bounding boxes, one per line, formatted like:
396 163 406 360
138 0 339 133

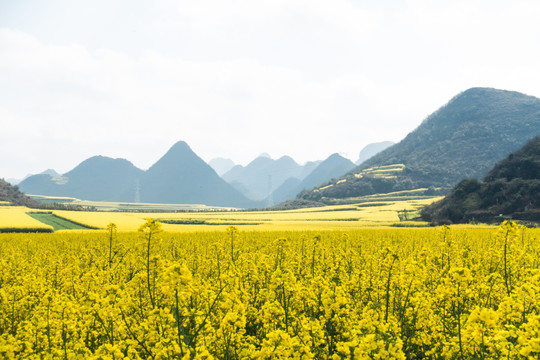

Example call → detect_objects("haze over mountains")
356 141 394 165
7 169 59 186
298 87 540 204
222 155 321 202
17 141 370 208
15 87 540 209
19 142 255 207
208 158 235 176
270 154 355 204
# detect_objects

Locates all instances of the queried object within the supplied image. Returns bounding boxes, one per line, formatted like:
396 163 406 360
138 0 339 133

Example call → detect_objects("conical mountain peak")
168 140 192 152
141 141 254 207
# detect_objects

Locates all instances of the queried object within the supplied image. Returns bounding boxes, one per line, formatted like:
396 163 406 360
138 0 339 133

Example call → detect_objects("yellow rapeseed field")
0 206 53 232
40 198 437 232
0 220 539 359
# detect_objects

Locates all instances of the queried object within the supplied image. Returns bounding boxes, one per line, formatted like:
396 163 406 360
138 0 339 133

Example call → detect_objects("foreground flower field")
1 221 539 359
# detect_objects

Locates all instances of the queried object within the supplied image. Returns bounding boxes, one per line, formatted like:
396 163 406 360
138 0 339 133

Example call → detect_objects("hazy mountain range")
14 87 540 209
222 155 321 202
17 141 375 207
19 142 255 207
270 154 355 204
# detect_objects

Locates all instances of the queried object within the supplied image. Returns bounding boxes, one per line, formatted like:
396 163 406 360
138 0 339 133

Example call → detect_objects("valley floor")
0 197 441 233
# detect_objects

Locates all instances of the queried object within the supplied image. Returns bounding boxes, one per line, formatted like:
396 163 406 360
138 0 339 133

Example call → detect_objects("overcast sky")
2 0 540 180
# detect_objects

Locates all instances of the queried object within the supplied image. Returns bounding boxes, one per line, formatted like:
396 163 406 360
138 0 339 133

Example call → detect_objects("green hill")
0 178 38 207
422 136 540 224
297 88 540 204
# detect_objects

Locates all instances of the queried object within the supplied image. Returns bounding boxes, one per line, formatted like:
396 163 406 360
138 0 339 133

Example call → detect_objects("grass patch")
0 227 54 233
29 194 235 212
355 202 392 208
308 207 359 212
390 222 430 228
27 212 98 231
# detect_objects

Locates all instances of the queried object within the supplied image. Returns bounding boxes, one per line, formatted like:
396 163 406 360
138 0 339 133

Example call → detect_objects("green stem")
146 232 155 307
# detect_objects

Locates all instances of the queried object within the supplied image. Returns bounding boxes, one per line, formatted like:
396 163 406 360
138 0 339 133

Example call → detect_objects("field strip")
27 212 98 231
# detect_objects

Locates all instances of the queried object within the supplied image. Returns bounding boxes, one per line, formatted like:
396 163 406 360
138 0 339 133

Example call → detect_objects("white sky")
2 0 540 180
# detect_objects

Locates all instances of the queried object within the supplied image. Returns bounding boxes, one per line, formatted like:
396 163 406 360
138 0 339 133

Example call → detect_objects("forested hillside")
422 136 540 224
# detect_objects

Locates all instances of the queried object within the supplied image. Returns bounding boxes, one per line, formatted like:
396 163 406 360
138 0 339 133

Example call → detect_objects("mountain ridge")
140 141 254 207
19 141 257 207
222 155 305 201
271 153 355 204
296 87 540 204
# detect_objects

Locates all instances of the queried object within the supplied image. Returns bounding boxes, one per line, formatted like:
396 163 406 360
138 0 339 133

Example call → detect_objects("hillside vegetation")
422 136 540 224
297 87 540 204
0 178 38 207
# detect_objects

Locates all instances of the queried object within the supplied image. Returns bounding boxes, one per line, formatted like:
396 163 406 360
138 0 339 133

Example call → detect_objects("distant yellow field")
0 197 442 232
28 194 234 212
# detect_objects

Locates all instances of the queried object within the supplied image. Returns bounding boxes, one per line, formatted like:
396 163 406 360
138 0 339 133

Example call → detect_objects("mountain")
41 169 60 177
19 156 144 201
208 157 235 176
269 177 302 205
7 169 60 185
356 141 395 165
0 178 38 207
422 136 540 224
222 155 305 200
271 153 355 204
298 88 540 204
140 141 254 207
299 160 322 179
